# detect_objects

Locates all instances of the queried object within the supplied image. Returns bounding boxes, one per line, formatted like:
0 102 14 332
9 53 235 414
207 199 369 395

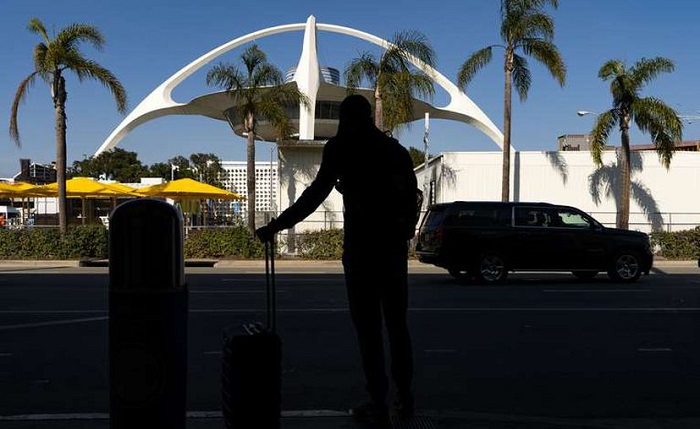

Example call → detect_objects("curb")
0 259 696 269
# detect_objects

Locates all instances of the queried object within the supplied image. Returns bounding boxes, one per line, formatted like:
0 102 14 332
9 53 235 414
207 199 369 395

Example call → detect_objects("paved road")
0 261 699 427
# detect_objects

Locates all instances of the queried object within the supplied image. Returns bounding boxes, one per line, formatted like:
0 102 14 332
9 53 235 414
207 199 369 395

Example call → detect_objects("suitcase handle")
264 240 276 333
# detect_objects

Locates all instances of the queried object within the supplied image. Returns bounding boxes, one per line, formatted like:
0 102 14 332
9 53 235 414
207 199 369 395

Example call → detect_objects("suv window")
514 206 594 229
514 207 549 227
550 208 592 229
453 206 509 227
422 207 447 229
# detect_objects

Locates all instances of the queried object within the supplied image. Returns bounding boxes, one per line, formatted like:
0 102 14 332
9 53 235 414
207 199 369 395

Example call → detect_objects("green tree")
168 156 190 180
344 29 436 133
205 44 309 234
408 146 430 169
457 0 565 202
589 57 683 230
147 162 172 181
10 18 127 233
69 148 146 182
189 153 224 187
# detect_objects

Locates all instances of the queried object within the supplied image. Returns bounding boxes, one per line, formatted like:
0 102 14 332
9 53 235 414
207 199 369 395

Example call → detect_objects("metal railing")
4 210 700 234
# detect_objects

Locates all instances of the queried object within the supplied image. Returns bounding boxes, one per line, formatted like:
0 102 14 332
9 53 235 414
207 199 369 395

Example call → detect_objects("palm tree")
457 0 565 202
206 44 309 234
344 29 436 133
589 57 683 230
10 18 127 234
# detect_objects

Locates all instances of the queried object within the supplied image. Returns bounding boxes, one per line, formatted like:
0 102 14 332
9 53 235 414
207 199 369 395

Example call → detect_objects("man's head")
338 95 373 132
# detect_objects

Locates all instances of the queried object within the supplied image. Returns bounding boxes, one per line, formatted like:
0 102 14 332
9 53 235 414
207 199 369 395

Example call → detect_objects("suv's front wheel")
608 250 642 283
475 253 508 284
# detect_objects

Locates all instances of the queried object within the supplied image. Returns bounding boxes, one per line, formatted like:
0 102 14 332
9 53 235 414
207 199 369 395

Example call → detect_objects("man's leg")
381 242 414 417
343 252 388 406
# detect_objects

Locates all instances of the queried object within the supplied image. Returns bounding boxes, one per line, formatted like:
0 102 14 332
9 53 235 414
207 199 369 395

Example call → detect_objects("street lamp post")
423 112 430 208
269 146 276 215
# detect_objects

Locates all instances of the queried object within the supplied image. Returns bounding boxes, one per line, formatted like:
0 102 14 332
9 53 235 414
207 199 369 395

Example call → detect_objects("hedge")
2 225 695 261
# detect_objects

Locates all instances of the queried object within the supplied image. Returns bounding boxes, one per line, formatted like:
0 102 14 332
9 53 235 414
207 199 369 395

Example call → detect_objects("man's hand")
255 218 279 242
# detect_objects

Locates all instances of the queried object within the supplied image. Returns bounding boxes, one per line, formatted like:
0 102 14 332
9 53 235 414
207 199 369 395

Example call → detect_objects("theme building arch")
95 15 504 156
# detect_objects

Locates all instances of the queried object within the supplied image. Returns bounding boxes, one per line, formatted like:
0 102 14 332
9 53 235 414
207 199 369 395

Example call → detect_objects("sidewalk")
0 257 697 270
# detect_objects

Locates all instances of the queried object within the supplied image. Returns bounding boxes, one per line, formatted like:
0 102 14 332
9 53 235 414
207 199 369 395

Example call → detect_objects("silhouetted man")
256 94 419 427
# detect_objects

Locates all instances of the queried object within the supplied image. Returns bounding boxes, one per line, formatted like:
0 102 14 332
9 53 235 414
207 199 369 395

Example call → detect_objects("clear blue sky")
2 0 699 179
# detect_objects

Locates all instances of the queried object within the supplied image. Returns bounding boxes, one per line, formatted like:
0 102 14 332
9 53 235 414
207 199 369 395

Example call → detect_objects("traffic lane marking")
0 316 107 331
542 289 650 293
3 307 700 316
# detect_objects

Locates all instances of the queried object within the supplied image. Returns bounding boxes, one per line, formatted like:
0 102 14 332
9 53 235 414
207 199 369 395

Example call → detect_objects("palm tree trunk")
502 55 513 202
374 85 384 132
619 120 631 230
54 75 68 234
246 117 256 234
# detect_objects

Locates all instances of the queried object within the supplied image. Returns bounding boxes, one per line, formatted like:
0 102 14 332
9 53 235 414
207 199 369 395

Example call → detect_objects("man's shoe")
350 400 391 428
393 391 414 419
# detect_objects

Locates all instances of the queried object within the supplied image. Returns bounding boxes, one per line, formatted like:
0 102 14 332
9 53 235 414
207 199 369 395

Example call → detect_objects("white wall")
278 144 345 235
417 150 700 233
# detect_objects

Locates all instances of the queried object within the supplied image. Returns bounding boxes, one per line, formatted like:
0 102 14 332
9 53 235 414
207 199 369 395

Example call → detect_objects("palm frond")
631 97 683 169
590 111 616 166
630 57 675 89
519 12 555 40
391 29 437 68
27 18 49 43
511 54 531 101
206 63 244 90
55 23 105 52
524 39 566 85
344 52 378 88
32 43 49 74
69 58 128 113
597 60 624 81
9 73 39 146
457 47 493 88
252 63 283 88
241 44 267 76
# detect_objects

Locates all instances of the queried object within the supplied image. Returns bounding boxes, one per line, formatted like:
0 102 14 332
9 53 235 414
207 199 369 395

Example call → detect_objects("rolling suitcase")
221 240 282 428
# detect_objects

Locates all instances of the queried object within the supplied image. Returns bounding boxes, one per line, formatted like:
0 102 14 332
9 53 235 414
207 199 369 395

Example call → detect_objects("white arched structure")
95 15 504 156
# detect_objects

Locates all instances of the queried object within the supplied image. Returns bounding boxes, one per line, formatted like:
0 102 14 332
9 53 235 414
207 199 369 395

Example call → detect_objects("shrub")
295 228 344 260
184 226 265 259
0 225 108 260
649 227 700 260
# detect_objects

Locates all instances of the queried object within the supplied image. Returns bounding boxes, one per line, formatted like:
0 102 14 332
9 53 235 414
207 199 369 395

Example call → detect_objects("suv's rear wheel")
475 253 508 284
572 270 598 280
607 251 642 283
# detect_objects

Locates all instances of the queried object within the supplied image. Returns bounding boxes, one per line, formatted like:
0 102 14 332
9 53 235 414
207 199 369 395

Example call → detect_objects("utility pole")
270 146 276 214
423 112 430 208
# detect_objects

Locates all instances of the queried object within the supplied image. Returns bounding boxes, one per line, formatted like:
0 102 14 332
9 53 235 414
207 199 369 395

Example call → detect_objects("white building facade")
415 150 700 233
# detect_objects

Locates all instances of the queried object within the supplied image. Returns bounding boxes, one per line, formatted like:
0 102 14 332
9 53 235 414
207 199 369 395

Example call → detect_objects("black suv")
415 201 653 284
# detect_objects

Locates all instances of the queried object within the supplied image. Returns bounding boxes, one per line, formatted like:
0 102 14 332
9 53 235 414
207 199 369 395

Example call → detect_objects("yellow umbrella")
135 178 244 200
0 182 52 198
35 178 141 225
36 177 141 198
136 178 244 230
0 182 55 227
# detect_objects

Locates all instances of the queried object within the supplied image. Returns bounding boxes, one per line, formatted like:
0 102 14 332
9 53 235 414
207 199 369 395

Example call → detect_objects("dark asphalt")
1 265 700 428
